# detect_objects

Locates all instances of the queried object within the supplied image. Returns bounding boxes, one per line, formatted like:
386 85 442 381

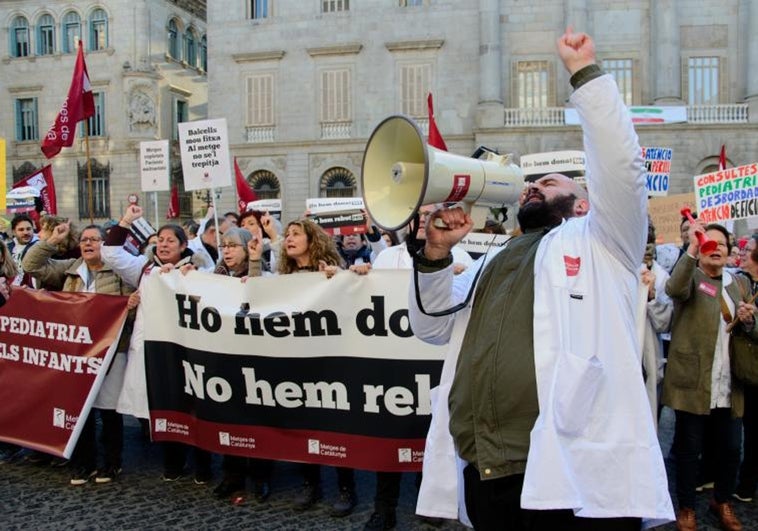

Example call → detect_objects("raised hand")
556 27 596 75
424 207 473 260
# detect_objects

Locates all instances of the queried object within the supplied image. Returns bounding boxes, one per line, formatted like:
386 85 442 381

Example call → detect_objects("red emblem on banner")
445 175 471 202
564 255 581 277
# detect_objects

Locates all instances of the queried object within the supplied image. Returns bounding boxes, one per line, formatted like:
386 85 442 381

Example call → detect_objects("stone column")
745 0 758 122
476 0 504 128
653 0 682 104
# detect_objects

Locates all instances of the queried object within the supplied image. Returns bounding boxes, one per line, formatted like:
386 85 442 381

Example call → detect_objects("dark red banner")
0 289 129 457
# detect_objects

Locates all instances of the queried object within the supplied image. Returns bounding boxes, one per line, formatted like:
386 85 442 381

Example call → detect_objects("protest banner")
178 118 232 192
643 147 672 196
142 269 444 472
306 197 367 235
520 150 585 185
693 163 758 223
457 232 510 259
0 289 129 458
648 193 696 244
246 199 282 220
140 140 170 192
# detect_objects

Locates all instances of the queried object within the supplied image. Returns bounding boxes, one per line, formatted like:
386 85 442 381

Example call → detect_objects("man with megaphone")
407 28 674 530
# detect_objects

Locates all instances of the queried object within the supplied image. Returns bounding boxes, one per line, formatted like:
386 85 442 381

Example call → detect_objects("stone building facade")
208 0 757 227
0 0 208 225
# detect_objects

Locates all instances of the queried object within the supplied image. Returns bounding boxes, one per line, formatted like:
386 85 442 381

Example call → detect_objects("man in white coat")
408 29 673 530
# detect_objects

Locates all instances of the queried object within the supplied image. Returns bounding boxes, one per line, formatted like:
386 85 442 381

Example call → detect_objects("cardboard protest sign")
648 193 696 245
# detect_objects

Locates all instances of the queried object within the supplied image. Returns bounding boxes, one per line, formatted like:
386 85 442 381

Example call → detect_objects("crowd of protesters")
2 29 758 531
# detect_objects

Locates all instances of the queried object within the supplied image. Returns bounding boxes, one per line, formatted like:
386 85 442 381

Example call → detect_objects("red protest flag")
234 158 258 213
166 184 180 219
718 144 727 171
13 164 57 215
41 41 95 159
427 93 448 151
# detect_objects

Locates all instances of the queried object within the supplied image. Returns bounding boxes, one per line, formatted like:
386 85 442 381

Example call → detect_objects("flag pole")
84 119 93 224
153 191 159 228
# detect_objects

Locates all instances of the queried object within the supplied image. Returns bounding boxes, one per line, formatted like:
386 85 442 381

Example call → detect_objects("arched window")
200 35 208 71
320 167 356 198
89 8 108 50
185 28 196 67
248 170 281 200
11 16 30 57
37 14 55 56
62 11 81 53
167 19 180 59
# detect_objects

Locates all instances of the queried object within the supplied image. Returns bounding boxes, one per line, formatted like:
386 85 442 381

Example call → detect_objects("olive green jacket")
662 254 758 417
22 240 135 352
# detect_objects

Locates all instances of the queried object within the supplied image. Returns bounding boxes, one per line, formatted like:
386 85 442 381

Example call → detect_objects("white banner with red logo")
142 269 444 471
0 289 129 457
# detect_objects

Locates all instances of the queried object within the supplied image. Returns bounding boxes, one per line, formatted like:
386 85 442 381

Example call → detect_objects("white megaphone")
361 115 524 231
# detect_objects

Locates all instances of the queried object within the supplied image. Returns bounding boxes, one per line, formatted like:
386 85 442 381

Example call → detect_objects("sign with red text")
306 197 367 235
141 270 444 472
694 163 758 223
643 147 672 196
0 290 129 457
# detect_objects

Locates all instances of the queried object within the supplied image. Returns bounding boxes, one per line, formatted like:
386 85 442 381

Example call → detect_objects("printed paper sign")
178 118 232 192
520 150 585 184
140 140 170 192
246 199 282 220
306 197 367 235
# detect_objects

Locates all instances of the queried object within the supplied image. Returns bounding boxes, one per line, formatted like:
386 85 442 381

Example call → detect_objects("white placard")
306 197 365 214
139 140 170 192
247 199 282 219
520 150 586 184
178 118 232 191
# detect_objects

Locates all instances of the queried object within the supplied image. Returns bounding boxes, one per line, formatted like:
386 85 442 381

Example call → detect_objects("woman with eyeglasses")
203 226 276 503
22 222 139 486
100 204 214 485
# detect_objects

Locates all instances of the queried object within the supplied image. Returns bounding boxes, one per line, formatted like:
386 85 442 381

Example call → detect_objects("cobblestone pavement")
2 409 758 530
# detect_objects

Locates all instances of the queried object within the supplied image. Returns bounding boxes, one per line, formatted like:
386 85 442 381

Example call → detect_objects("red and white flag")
427 93 448 151
166 184 180 219
13 164 57 215
718 144 727 171
41 41 95 159
234 158 258 213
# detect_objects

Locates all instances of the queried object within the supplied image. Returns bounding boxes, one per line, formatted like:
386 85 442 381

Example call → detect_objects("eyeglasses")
79 237 102 244
219 243 242 249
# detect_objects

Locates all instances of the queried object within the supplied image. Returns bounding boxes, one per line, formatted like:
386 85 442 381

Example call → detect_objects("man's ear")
574 198 589 217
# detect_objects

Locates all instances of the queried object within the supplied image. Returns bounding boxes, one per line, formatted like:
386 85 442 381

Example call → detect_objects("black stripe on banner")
145 340 442 439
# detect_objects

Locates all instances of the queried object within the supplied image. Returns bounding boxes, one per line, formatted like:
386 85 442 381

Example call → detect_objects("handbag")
720 288 758 385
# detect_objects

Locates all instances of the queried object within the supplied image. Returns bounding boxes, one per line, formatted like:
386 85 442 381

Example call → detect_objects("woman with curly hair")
277 218 343 276
252 218 355 515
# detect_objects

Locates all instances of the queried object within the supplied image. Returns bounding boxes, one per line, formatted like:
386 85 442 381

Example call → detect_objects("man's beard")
517 193 578 231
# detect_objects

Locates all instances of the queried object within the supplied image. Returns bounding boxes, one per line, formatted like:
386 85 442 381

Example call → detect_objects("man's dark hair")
224 211 240 224
517 193 577 231
11 213 34 231
680 212 697 229
182 220 200 238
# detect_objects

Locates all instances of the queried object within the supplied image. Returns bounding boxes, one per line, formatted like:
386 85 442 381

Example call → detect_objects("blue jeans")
674 408 742 509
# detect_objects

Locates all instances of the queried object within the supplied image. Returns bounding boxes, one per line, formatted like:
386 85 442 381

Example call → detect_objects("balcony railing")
245 125 275 143
686 104 748 124
503 104 749 127
321 121 352 139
